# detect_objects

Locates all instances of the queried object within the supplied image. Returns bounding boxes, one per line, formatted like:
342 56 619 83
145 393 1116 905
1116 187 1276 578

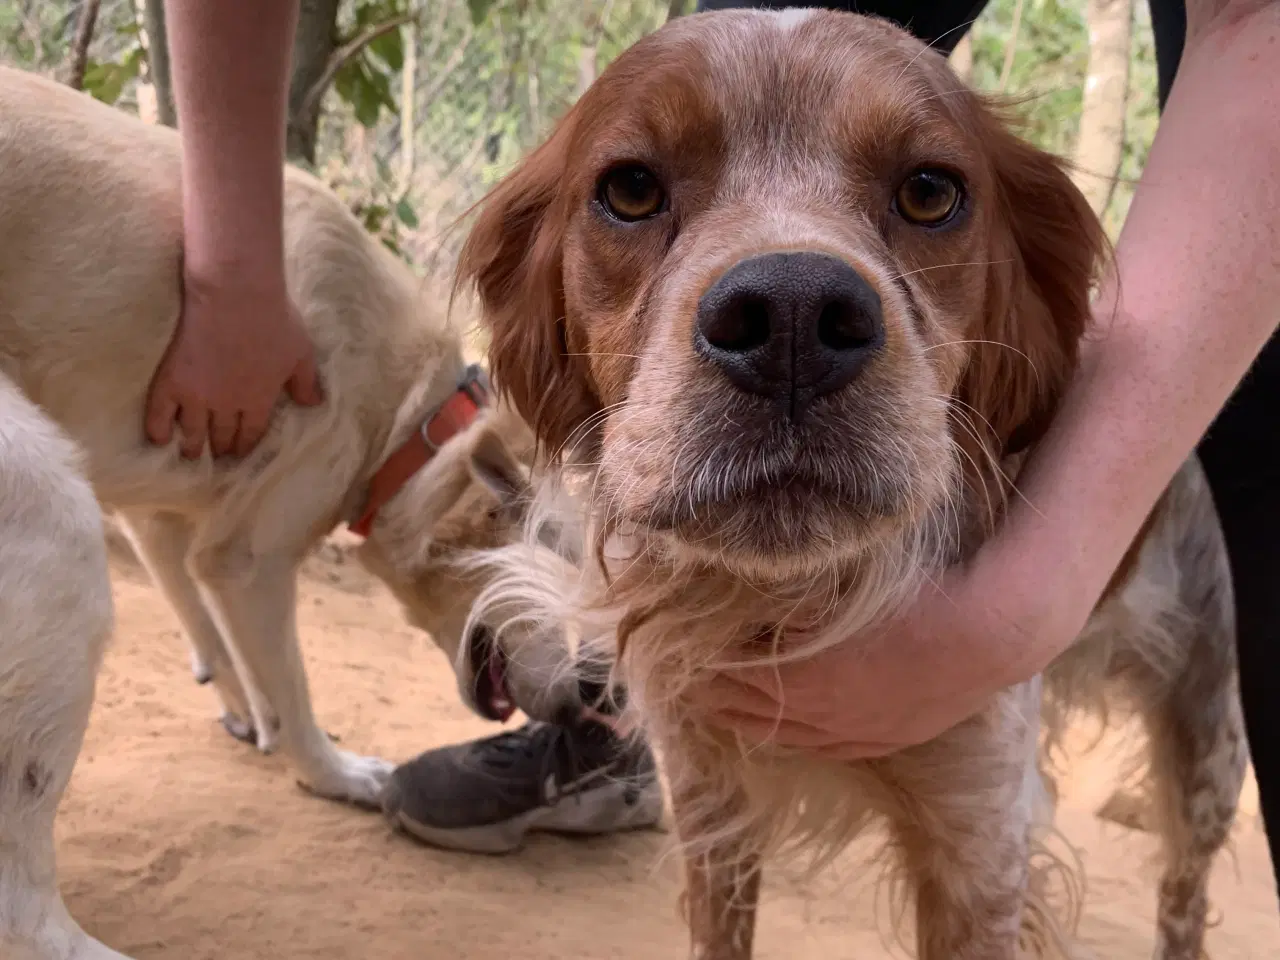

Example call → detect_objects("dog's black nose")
694 252 883 422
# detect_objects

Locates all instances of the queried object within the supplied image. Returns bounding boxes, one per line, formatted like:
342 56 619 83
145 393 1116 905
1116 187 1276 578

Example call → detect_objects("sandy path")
56 530 1279 959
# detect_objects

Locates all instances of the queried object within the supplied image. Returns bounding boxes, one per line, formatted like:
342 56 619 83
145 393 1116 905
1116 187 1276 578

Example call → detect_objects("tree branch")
997 0 1025 93
141 0 176 126
65 0 102 91
419 24 474 109
399 20 417 196
300 12 417 123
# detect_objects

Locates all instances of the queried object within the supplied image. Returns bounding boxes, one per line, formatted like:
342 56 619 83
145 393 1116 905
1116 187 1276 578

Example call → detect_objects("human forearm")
166 0 298 279
987 1 1280 673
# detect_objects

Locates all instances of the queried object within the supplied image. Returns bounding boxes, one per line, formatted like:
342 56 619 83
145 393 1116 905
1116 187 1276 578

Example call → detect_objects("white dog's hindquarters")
0 376 129 960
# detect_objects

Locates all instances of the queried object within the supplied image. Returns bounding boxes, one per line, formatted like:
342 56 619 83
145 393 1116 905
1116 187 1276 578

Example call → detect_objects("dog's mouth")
468 624 516 723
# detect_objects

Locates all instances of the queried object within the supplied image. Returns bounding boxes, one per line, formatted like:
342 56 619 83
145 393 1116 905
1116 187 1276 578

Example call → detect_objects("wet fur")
459 11 1248 960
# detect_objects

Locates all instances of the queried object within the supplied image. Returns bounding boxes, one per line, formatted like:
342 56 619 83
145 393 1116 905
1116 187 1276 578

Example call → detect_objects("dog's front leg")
877 679 1072 960
191 546 392 807
667 749 761 960
679 846 761 960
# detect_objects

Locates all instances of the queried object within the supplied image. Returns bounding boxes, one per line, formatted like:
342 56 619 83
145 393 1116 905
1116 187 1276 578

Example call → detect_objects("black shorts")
695 0 1280 898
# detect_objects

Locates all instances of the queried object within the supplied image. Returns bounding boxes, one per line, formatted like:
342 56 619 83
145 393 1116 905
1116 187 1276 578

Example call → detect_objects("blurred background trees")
1 0 1154 277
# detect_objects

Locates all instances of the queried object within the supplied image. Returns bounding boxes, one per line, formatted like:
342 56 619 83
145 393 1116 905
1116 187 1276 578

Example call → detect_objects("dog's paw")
251 712 282 755
298 751 395 809
220 711 258 745
218 712 338 755
218 711 279 755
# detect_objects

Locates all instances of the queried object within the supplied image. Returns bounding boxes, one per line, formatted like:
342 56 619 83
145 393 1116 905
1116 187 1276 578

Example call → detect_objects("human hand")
155 0 311 460
146 261 322 459
690 534 1093 761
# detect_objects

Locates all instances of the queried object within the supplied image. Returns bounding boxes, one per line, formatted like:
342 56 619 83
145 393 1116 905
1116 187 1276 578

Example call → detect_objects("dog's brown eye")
598 165 666 222
895 169 962 226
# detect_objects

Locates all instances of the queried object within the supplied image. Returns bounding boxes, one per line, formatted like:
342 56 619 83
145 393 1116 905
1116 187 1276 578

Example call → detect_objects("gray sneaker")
380 720 664 854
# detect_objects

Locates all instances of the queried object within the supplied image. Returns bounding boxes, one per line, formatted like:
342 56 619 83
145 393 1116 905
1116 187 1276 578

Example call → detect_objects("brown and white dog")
0 66 571 960
458 10 1249 959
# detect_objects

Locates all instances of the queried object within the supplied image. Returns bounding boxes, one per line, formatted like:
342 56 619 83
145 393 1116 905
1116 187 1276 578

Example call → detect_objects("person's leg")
1148 0 1186 110
1196 329 1280 895
1148 0 1280 894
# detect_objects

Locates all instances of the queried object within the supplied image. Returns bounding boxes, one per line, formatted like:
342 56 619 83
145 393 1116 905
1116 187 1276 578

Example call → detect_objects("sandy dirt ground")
56 527 1279 960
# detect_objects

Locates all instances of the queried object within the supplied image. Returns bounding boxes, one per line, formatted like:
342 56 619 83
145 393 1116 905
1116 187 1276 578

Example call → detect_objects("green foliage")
966 0 1155 226
467 0 497 25
0 0 1160 266
82 43 142 105
395 197 420 228
334 57 397 127
331 0 410 129
0 1 68 67
338 156 422 262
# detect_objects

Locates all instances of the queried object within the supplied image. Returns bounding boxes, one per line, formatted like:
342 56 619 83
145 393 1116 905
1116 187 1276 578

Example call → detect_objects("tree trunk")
142 0 177 126
997 0 1025 92
486 2 529 162
65 0 102 91
576 41 596 98
1072 0 1133 218
949 31 973 85
666 0 690 20
577 0 613 98
399 21 416 195
286 0 342 165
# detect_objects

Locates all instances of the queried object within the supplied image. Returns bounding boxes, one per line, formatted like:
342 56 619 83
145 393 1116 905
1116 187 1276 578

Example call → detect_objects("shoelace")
474 721 635 809
476 723 582 776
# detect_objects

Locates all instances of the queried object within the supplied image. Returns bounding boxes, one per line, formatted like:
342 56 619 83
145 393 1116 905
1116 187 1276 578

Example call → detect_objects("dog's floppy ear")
456 119 600 461
468 420 532 511
954 109 1107 498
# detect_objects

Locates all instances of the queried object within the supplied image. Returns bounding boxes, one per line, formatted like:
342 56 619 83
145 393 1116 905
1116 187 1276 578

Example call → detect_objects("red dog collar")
349 364 491 539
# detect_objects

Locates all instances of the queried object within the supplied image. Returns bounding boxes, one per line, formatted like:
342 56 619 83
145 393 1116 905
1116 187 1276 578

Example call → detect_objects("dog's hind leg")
1138 608 1246 956
114 509 279 752
0 380 129 959
1106 466 1249 959
1142 679 1246 960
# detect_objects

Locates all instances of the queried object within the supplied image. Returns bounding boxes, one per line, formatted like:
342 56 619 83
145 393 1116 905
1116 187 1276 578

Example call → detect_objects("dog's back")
0 66 455 511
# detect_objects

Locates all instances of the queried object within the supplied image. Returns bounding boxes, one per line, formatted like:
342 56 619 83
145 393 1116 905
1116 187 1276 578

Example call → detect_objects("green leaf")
334 61 392 128
467 0 496 25
353 81 382 127
368 64 398 113
81 47 144 106
395 198 419 228
362 202 389 232
368 27 404 72
352 0 380 28
352 0 406 30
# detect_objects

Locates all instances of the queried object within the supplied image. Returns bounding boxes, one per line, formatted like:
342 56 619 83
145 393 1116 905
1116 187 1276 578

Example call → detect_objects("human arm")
696 0 1280 756
146 0 321 460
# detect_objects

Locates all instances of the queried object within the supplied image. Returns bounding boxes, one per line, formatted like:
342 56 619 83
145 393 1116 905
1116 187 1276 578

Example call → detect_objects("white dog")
0 66 572 960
